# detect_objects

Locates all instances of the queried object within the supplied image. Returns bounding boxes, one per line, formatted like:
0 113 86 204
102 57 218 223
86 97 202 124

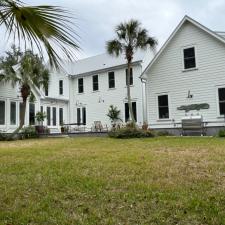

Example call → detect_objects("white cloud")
1 0 225 59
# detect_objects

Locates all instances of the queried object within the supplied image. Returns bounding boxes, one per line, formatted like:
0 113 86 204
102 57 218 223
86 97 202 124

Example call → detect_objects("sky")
1 0 225 60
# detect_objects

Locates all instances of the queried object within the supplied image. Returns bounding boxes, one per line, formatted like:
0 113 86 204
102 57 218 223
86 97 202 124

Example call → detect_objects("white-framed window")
125 102 137 122
92 75 99 91
59 80 63 95
78 78 84 93
157 94 169 119
108 71 115 89
10 101 17 125
0 100 5 125
218 87 225 116
29 103 35 125
76 107 86 125
59 108 64 126
183 46 196 70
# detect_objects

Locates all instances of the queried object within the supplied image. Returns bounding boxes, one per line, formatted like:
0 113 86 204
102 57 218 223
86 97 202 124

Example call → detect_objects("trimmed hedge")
108 127 155 139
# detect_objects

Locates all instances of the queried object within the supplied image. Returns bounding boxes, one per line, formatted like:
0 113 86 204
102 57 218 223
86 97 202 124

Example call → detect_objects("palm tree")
106 20 157 123
0 0 80 69
0 46 49 135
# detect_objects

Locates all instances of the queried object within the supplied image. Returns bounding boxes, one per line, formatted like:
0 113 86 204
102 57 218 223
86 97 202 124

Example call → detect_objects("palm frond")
0 1 80 69
106 39 123 57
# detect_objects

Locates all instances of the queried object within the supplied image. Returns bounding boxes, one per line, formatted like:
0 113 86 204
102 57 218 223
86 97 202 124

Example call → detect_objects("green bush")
218 129 225 137
108 127 155 139
157 130 173 136
21 126 38 139
0 132 8 141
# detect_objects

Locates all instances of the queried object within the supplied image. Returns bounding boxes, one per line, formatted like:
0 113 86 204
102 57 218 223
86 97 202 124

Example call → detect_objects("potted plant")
106 105 123 130
35 111 47 134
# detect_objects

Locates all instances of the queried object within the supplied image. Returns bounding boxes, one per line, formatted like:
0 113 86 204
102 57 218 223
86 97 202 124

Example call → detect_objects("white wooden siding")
145 21 225 128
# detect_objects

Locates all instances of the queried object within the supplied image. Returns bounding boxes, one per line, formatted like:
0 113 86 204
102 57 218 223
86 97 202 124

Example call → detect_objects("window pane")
184 58 196 69
77 108 81 124
219 88 225 101
159 107 169 119
183 47 196 69
0 101 5 125
52 107 56 126
184 47 195 58
10 102 16 125
45 86 48 96
158 95 169 119
29 103 35 125
59 108 63 125
78 78 84 93
125 103 129 122
59 80 63 95
82 107 86 125
93 75 99 91
158 95 168 107
220 103 225 115
47 107 51 126
108 72 115 88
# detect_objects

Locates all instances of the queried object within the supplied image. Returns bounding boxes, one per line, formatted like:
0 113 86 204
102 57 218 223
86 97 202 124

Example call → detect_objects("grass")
0 137 225 225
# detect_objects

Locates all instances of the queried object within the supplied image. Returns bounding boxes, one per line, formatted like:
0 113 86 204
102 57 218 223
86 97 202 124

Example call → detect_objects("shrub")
218 129 225 137
108 127 155 139
21 126 38 139
0 132 8 141
157 130 173 136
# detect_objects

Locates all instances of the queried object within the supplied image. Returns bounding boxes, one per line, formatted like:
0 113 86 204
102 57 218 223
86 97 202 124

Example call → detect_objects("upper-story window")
108 72 115 89
218 88 225 115
158 95 169 119
92 75 99 91
59 80 63 95
78 78 84 93
126 68 133 85
183 47 196 70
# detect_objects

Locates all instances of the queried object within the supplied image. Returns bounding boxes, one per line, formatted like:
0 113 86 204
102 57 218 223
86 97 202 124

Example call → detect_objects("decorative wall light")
75 100 82 106
98 97 104 103
187 90 193 99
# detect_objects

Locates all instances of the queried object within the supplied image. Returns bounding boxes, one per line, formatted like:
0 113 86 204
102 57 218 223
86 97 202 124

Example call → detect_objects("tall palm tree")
107 20 157 123
0 46 49 135
0 0 80 69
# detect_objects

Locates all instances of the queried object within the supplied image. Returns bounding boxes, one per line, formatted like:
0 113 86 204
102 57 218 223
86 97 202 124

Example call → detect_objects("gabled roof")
141 15 225 77
62 50 146 76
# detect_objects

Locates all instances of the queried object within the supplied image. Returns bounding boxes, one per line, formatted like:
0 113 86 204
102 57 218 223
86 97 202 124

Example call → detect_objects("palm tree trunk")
127 61 135 123
8 85 30 139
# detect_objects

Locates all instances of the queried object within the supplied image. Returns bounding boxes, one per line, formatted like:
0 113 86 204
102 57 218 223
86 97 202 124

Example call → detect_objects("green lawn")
0 137 225 225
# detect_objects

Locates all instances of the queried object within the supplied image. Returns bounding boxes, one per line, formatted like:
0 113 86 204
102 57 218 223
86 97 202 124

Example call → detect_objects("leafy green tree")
0 0 80 69
0 46 49 135
107 20 157 123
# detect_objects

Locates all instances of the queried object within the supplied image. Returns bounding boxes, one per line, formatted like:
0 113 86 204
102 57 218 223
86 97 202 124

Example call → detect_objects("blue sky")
1 0 225 59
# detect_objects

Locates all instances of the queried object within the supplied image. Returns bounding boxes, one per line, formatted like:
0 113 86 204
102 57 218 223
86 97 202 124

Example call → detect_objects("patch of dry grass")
0 137 225 224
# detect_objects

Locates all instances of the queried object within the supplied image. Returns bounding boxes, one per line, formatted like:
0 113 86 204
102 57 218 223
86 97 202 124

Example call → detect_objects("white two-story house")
0 50 152 133
141 16 225 135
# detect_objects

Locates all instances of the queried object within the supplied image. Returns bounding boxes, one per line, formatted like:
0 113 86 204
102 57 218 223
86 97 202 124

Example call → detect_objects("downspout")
140 77 147 124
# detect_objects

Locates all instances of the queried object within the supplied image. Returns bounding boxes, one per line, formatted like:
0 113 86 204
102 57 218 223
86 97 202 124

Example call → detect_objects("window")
52 107 56 126
0 101 5 125
183 47 196 70
82 107 86 125
19 103 23 124
92 75 99 91
40 106 43 113
126 68 133 86
10 102 16 125
59 80 63 95
218 88 225 115
59 108 63 126
158 95 169 119
77 108 81 124
47 107 51 126
108 72 115 89
29 103 35 125
45 86 48 96
125 102 137 122
78 78 84 93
